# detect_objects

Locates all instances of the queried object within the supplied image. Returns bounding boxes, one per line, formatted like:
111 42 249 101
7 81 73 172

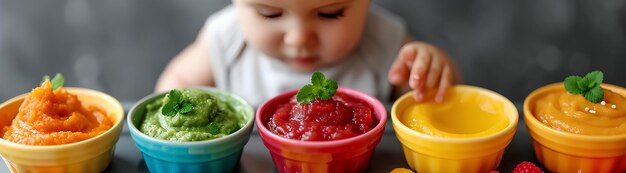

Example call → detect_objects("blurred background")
1 0 625 103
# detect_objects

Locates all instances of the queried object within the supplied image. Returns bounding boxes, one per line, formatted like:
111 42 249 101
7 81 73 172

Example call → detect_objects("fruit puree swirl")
267 93 374 141
534 88 626 135
1 81 113 145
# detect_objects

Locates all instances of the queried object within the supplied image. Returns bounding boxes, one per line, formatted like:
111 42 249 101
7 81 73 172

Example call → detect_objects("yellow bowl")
0 88 124 173
391 85 518 173
524 83 626 173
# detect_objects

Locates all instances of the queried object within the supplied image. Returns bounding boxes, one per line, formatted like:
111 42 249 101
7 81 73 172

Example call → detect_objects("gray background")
1 0 625 103
0 1 625 173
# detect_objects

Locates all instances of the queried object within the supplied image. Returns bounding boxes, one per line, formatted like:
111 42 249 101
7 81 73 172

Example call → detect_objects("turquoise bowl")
127 87 254 173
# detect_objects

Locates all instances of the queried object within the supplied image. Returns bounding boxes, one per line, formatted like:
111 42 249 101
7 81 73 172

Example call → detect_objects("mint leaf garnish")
208 123 220 135
41 73 64 90
311 72 325 86
161 102 177 116
296 72 338 104
585 86 604 103
41 75 50 84
161 89 194 116
51 73 64 90
179 102 193 114
564 76 583 94
319 80 337 100
296 84 316 104
564 70 604 103
587 70 603 84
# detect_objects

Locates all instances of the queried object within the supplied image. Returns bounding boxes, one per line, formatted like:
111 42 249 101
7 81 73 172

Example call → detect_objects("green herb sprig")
41 73 64 90
161 90 193 116
296 72 338 104
564 70 604 103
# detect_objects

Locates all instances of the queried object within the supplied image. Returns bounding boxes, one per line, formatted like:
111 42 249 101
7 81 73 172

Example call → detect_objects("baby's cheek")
246 29 284 56
319 33 360 60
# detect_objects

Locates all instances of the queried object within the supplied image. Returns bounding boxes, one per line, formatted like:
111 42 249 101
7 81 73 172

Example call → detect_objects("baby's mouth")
283 47 318 66
292 56 318 65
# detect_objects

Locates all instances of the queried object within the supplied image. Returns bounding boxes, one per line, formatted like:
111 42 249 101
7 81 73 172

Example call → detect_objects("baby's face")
234 0 370 72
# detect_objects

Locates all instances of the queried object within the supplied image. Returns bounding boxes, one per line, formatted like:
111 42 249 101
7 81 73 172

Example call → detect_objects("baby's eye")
256 8 282 19
258 12 282 19
317 9 344 19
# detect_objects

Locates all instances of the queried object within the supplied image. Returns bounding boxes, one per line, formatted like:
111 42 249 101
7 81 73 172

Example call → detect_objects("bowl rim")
0 87 125 149
126 87 255 146
255 87 388 147
391 85 519 143
523 82 626 140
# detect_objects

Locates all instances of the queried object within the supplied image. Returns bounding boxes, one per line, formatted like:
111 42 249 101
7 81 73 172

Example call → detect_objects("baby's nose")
283 24 317 49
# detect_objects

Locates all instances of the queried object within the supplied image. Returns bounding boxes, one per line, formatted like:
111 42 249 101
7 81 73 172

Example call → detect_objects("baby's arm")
388 37 461 103
155 27 215 92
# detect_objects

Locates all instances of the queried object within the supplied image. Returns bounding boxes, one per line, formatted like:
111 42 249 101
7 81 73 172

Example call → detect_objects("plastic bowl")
391 85 518 173
524 82 626 173
256 88 387 173
0 88 124 173
127 87 254 173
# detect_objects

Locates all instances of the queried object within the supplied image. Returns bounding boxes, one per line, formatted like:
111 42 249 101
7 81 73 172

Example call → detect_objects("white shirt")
205 4 406 107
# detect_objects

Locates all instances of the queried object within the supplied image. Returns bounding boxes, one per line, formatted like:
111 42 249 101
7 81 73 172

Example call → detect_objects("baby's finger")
410 50 431 101
409 50 431 89
425 54 443 90
388 46 416 86
435 65 452 103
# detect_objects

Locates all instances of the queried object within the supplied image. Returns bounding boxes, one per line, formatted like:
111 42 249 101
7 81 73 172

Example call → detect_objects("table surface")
1 102 549 173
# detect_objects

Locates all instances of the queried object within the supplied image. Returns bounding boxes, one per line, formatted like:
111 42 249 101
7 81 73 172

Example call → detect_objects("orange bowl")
524 82 626 173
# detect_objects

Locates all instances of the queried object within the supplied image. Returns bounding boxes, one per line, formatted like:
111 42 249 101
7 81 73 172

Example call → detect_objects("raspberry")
512 161 542 173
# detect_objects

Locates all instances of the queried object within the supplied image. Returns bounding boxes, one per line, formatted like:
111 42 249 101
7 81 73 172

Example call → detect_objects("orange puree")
534 87 626 135
1 81 112 145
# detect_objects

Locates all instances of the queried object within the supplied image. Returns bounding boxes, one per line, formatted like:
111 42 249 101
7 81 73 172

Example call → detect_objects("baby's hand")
388 41 457 103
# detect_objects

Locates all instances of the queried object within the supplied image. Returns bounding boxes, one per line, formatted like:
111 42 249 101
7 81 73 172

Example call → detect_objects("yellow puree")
534 88 626 135
401 91 509 138
391 168 414 173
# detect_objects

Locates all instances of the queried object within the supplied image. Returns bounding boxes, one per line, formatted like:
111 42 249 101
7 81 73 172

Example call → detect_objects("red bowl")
256 87 387 173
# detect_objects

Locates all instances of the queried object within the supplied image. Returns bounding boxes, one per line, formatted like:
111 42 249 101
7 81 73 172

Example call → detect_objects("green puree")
139 89 243 142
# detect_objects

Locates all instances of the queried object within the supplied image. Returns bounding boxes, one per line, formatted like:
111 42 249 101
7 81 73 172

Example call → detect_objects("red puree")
267 93 374 141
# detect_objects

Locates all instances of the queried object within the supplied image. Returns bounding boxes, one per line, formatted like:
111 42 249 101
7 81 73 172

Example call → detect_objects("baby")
156 0 460 107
